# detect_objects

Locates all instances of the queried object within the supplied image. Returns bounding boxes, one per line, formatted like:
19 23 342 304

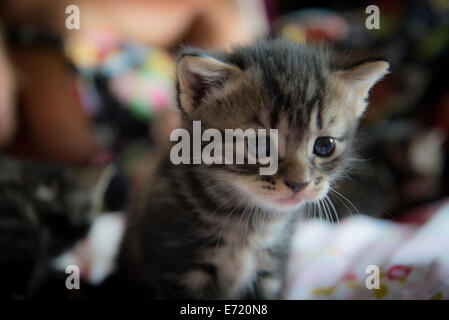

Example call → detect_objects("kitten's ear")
176 52 242 114
337 60 389 118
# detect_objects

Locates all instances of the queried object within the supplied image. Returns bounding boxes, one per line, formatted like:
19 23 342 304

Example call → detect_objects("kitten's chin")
256 188 329 212
239 191 304 212
274 193 306 208
260 193 307 211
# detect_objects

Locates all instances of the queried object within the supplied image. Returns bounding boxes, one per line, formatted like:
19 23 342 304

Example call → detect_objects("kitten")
0 155 92 298
119 39 389 299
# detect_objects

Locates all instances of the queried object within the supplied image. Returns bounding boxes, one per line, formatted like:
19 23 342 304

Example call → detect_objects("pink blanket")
284 200 449 299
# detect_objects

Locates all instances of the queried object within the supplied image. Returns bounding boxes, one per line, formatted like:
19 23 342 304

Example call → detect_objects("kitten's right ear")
336 59 390 118
176 52 242 114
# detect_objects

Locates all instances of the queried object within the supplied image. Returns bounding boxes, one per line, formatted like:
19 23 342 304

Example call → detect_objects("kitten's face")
176 40 389 211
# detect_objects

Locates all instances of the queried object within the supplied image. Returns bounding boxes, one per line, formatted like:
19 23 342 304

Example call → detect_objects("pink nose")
284 180 309 193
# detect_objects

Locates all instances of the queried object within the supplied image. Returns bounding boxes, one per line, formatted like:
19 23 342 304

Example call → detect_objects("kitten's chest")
207 215 291 298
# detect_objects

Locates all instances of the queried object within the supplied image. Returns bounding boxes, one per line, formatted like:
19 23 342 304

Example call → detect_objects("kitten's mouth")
274 193 305 207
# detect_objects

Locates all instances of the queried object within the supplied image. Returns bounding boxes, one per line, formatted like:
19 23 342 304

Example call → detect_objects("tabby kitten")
119 39 389 299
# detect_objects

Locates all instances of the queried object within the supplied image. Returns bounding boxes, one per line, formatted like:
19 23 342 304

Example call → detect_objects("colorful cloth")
284 200 449 299
64 28 175 165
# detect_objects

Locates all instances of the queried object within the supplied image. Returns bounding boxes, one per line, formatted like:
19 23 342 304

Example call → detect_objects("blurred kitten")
0 155 93 298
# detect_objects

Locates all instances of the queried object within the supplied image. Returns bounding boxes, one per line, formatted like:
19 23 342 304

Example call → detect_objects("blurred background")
0 0 449 298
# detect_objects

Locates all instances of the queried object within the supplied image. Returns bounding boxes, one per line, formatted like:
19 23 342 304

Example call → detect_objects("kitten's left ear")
337 60 390 118
176 51 243 114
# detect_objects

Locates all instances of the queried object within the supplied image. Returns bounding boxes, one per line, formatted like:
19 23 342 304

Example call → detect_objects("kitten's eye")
313 137 335 157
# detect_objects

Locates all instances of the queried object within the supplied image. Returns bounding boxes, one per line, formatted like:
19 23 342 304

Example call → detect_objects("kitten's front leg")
181 264 221 299
252 271 284 299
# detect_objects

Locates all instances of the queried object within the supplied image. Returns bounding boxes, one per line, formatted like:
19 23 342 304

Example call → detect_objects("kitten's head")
176 39 389 211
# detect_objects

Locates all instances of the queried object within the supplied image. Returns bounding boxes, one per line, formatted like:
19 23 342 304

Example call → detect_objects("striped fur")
119 39 389 299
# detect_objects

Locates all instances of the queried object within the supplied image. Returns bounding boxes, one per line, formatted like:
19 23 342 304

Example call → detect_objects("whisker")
319 199 330 224
317 201 323 221
312 202 317 220
329 187 360 216
317 200 323 221
215 195 246 248
325 195 340 224
351 189 395 219
330 192 354 216
323 198 334 224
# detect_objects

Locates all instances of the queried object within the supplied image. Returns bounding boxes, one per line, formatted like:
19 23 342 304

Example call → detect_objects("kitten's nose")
284 180 309 193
